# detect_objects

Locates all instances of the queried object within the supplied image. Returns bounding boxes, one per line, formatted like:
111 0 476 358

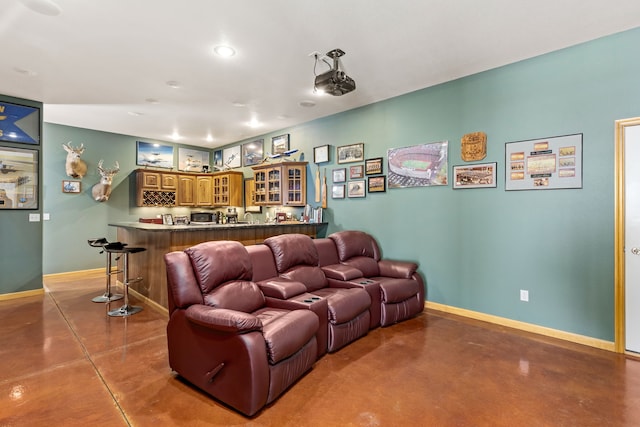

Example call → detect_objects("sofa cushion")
256 308 319 364
282 265 327 292
204 280 265 313
374 277 421 304
312 288 371 324
246 244 279 282
185 241 253 294
264 234 319 273
330 230 381 262
257 277 307 299
344 256 380 277
321 263 363 281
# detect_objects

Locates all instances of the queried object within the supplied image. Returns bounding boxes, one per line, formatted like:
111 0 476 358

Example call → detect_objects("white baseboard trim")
425 301 615 352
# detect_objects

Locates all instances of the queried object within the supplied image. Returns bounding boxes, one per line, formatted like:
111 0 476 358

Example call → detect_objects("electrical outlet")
520 289 529 302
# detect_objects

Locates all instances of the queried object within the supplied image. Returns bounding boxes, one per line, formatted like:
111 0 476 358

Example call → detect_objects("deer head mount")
62 142 88 179
91 160 120 202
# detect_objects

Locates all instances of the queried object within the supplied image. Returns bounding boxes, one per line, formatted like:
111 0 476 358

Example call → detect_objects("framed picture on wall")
136 141 174 168
62 180 81 193
337 143 364 164
368 176 386 193
365 157 383 175
0 101 40 145
222 145 242 169
452 162 497 189
314 144 330 163
242 139 264 167
347 180 366 198
0 146 38 209
178 147 209 172
332 168 346 183
272 134 290 155
332 184 345 199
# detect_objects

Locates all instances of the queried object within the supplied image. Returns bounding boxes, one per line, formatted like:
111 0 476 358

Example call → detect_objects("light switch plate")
29 213 40 222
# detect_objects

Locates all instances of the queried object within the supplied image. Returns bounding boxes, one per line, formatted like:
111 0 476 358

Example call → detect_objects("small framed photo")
62 180 81 193
337 142 364 164
332 168 346 183
242 139 264 167
349 165 364 179
347 180 366 198
272 134 290 155
365 157 383 175
368 176 386 193
314 144 330 164
332 184 345 199
162 213 174 225
453 162 497 189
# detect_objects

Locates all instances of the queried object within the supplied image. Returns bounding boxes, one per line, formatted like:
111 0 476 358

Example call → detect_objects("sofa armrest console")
257 277 307 299
186 305 262 333
378 259 418 279
321 263 363 281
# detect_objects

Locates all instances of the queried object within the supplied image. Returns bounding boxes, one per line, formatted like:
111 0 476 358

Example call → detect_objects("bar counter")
109 221 327 309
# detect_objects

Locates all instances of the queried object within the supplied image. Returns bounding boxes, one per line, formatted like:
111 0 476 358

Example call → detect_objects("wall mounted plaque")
461 132 487 161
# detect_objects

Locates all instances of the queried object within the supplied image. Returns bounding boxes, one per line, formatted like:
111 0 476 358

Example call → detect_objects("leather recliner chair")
263 234 372 353
164 240 319 417
327 230 425 327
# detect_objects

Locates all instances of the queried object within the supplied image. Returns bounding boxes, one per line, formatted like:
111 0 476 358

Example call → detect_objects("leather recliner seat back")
185 241 264 313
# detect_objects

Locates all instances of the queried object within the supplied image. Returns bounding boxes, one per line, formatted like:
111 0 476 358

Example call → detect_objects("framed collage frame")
505 133 582 190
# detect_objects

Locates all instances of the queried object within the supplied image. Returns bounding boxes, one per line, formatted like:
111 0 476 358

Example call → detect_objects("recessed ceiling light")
145 98 160 104
247 118 262 128
19 0 62 16
127 111 143 116
166 80 181 89
170 132 181 140
277 115 290 120
213 45 236 58
232 102 246 108
299 100 316 108
205 134 214 143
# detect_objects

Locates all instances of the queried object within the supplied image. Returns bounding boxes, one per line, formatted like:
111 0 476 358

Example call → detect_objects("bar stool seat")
105 244 146 317
87 238 123 303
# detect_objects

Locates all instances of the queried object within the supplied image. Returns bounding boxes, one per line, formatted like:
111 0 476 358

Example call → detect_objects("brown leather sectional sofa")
164 230 424 416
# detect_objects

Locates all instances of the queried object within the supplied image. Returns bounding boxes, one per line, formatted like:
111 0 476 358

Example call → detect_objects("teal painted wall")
0 95 43 294
39 27 640 342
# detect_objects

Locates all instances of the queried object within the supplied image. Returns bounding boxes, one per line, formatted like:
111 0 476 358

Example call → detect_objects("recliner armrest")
378 259 418 279
185 305 262 333
321 264 362 281
256 277 307 299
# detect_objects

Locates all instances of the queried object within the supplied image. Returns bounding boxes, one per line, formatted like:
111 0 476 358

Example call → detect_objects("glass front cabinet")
252 162 307 206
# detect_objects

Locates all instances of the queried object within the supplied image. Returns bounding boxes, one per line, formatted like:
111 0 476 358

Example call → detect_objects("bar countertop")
109 221 326 232
108 221 327 309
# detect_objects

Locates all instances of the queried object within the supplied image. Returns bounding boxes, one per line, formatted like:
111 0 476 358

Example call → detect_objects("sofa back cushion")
329 230 382 262
185 241 253 294
204 280 265 313
313 238 340 266
264 234 319 273
246 244 279 281
164 251 203 312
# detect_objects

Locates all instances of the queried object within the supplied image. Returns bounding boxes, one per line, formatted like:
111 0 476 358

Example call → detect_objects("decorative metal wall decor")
461 132 487 161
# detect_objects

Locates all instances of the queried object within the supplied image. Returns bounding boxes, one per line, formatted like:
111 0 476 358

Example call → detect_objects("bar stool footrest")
92 293 124 303
108 305 143 317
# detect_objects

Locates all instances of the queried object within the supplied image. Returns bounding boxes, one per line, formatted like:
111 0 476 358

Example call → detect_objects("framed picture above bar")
0 146 38 209
505 133 582 191
137 141 174 168
0 101 40 145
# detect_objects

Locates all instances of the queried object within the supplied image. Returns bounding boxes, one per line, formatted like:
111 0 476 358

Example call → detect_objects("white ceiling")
2 0 640 149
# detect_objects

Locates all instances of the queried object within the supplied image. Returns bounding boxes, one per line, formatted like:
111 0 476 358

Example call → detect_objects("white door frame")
614 117 640 353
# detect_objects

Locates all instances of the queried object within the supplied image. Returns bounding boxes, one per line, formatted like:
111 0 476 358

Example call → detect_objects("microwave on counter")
190 211 217 224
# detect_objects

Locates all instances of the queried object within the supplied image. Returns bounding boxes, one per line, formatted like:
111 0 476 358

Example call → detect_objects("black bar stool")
104 243 146 317
87 238 123 303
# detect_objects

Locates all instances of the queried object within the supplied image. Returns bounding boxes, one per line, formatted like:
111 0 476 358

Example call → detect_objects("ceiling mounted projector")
314 48 356 96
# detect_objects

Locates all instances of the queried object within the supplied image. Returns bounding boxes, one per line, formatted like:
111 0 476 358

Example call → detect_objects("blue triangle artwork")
0 102 41 145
